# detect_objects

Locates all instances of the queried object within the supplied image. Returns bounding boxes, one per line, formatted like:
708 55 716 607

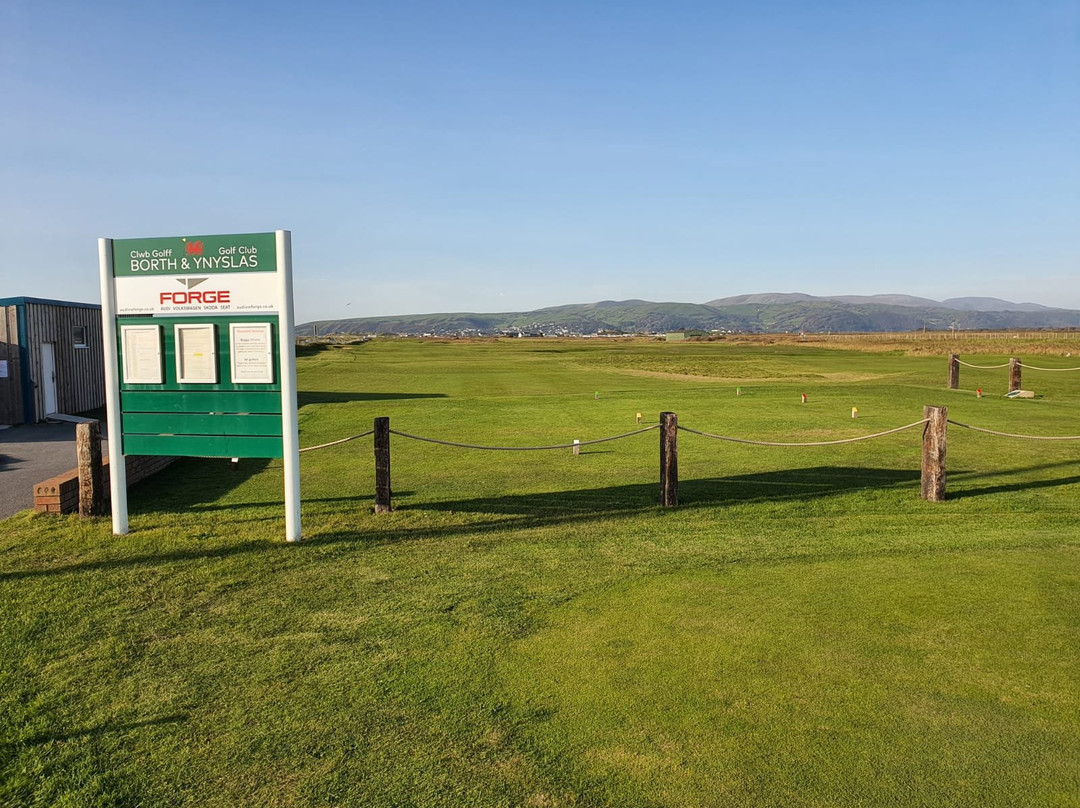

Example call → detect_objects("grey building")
0 297 105 425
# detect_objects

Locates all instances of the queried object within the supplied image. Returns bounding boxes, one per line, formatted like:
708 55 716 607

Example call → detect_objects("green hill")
297 295 1080 336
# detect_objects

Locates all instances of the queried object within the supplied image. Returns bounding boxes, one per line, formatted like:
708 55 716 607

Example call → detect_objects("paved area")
0 422 110 519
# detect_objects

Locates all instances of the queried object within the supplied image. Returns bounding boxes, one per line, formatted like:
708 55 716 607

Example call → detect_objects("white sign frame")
229 322 274 384
174 323 218 384
100 230 300 542
120 324 164 384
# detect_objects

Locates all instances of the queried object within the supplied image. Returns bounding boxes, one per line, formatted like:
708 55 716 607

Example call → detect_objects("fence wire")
299 430 375 453
299 415 1080 455
946 420 1080 441
388 424 659 451
956 359 1080 372
956 360 1011 369
1018 363 1080 372
677 420 929 447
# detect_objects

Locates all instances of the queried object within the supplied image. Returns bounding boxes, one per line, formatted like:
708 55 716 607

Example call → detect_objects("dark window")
73 325 87 348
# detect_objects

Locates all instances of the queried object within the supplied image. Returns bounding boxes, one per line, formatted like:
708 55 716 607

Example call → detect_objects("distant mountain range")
297 293 1080 337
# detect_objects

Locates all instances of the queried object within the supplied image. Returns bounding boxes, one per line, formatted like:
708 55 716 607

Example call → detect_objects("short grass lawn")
3 338 1079 806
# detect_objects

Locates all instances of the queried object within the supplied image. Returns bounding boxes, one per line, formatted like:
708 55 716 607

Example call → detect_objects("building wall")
0 305 24 424
0 300 106 423
23 301 106 420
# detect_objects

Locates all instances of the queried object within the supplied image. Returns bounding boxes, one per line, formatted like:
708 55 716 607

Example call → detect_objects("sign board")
174 323 218 384
230 322 274 384
99 231 300 541
120 325 163 384
112 233 278 315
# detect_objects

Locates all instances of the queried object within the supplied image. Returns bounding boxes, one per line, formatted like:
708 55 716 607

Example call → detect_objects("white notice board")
229 322 274 384
175 323 218 384
120 325 163 384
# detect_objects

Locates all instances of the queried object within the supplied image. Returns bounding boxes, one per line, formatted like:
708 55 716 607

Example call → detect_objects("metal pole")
277 230 302 542
98 238 128 534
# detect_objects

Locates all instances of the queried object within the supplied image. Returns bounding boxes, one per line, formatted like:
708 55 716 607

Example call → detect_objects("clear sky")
2 0 1077 324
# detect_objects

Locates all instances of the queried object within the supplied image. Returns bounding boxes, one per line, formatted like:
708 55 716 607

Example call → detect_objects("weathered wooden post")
1009 358 1022 392
660 411 678 507
76 420 104 517
374 416 391 513
947 354 960 389
921 405 947 502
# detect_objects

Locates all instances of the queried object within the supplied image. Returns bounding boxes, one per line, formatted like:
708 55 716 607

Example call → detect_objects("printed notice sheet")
120 325 163 384
229 322 274 384
175 324 218 384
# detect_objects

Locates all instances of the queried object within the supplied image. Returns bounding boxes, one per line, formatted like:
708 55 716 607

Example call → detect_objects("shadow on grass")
409 466 923 516
0 466 922 582
129 457 274 514
16 714 189 747
299 391 447 407
296 343 361 357
7 461 1080 582
139 493 412 515
948 475 1080 499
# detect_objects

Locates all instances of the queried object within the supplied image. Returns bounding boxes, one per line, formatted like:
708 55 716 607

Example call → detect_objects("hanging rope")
677 420 928 447
956 359 1011 369
946 421 1080 441
388 424 659 451
956 359 1080 372
1017 363 1080 372
299 430 375 453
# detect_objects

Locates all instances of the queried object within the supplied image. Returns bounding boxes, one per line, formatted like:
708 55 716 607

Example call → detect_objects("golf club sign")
99 231 301 542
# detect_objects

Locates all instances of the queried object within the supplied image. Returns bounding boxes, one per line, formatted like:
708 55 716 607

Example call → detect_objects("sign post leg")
277 230 301 542
98 238 129 535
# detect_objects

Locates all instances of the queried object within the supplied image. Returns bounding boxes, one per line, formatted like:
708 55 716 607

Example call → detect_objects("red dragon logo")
185 240 204 256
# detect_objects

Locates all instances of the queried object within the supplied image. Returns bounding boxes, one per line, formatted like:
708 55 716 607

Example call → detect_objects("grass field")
3 338 1079 807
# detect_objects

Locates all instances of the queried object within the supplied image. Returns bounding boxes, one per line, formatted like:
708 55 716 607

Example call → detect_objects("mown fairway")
3 338 1079 807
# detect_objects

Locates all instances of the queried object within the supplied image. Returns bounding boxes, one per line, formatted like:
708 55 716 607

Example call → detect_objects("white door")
40 342 58 416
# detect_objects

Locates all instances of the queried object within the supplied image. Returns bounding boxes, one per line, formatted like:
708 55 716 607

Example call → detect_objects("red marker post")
801 393 807 404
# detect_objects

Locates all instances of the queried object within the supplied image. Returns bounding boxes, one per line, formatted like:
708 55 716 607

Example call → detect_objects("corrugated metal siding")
24 302 105 420
0 305 23 424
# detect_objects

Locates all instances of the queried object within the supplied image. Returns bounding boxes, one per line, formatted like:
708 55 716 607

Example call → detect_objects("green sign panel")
112 232 277 277
116 315 284 458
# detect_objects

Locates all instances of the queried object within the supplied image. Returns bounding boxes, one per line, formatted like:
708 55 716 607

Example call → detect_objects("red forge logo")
160 277 230 305
184 240 204 256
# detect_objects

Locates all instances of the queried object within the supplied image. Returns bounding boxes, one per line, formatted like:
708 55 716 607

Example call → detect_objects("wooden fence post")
947 354 960 389
76 420 104 517
1009 358 1022 392
921 405 947 502
660 411 678 507
374 416 391 513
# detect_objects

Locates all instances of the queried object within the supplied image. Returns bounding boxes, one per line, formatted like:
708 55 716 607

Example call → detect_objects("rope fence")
947 421 1080 441
1020 363 1080 372
388 424 658 451
947 353 1080 394
677 420 928 447
287 404 1076 513
956 359 1011 369
955 358 1080 372
299 430 374 453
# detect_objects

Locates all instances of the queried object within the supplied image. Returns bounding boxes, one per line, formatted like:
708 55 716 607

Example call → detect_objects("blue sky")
2 0 1077 324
